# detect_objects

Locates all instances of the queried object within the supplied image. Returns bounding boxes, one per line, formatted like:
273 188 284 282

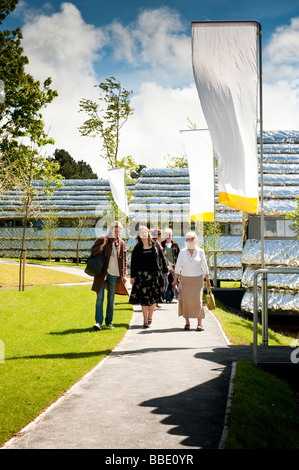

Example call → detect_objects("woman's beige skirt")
178 275 205 321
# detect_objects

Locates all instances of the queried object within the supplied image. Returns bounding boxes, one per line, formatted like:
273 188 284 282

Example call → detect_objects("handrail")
253 266 299 364
207 249 242 286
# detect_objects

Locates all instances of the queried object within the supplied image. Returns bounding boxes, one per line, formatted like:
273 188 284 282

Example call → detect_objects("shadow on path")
140 345 294 449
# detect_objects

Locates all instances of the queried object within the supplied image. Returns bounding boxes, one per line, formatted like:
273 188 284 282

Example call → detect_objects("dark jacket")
130 240 169 279
91 236 128 295
161 239 180 265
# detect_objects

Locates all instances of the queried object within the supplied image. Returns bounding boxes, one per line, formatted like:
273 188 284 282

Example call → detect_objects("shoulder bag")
84 250 106 277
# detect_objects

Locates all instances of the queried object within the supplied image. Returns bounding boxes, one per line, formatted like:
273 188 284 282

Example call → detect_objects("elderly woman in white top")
172 231 211 330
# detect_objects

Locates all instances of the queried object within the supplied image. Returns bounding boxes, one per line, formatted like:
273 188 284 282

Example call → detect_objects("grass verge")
212 300 299 449
0 263 90 288
212 303 295 346
222 360 299 449
0 285 132 446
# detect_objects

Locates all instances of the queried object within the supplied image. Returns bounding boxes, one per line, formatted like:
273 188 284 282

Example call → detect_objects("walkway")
2 294 292 450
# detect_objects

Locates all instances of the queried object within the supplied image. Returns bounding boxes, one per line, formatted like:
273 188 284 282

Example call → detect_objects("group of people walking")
90 221 211 331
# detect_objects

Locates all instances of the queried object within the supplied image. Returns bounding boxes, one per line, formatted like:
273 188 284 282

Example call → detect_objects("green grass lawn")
222 361 299 449
0 265 297 449
212 300 299 449
212 303 295 346
0 262 90 287
0 284 132 445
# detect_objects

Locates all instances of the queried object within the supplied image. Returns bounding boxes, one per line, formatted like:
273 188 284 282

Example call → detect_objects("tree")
0 1 60 289
164 118 196 169
14 145 62 290
41 211 60 262
48 149 98 179
79 77 138 222
78 76 135 172
286 196 299 239
165 153 188 168
0 0 58 190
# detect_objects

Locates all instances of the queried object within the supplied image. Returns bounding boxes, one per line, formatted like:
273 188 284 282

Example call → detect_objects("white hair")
164 228 172 236
185 231 198 242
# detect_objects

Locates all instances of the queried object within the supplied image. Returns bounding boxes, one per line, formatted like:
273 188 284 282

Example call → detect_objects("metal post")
253 271 259 365
258 23 264 271
213 152 216 287
213 252 217 287
261 271 268 345
252 267 299 363
258 24 267 351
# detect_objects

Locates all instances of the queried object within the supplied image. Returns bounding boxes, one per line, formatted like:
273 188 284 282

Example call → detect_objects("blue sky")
4 0 299 177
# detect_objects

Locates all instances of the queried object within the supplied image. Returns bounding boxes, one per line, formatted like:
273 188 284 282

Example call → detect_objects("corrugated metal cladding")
0 131 298 314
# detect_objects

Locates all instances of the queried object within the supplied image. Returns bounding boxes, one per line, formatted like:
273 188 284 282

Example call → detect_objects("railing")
207 249 243 286
253 267 299 364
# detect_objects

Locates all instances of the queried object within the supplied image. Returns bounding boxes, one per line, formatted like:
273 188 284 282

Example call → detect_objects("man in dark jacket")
161 228 180 302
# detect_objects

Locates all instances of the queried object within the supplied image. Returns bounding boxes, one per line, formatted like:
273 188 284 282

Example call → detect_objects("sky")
3 0 299 179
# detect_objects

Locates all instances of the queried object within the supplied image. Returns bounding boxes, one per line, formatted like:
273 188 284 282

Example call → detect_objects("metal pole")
213 153 217 287
253 267 299 363
258 24 267 347
253 271 259 365
261 272 268 345
258 24 264 270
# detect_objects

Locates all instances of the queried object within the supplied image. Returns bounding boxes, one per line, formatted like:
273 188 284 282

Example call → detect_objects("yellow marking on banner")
218 192 258 213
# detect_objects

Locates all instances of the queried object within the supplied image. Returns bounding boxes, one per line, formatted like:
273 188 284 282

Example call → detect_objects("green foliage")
165 153 188 168
48 148 98 179
0 0 18 23
41 212 60 261
165 118 197 168
286 195 299 239
0 0 58 174
199 221 222 253
78 76 135 170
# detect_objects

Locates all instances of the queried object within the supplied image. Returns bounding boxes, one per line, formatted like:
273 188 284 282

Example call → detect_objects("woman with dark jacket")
161 228 180 302
91 221 128 330
129 226 169 328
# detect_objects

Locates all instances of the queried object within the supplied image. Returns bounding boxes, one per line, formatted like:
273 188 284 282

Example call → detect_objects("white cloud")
263 17 299 130
107 7 192 81
21 2 108 177
18 3 299 182
19 3 195 178
266 17 299 65
118 82 207 167
265 16 299 82
263 80 299 130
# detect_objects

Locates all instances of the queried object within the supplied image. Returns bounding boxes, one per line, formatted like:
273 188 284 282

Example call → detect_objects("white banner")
181 129 214 222
192 21 259 213
108 167 128 216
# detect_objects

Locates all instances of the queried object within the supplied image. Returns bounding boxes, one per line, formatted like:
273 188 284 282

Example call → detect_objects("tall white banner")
181 129 214 222
108 167 128 216
192 21 259 213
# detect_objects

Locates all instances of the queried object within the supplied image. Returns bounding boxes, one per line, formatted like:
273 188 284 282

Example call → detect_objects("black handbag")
84 251 106 277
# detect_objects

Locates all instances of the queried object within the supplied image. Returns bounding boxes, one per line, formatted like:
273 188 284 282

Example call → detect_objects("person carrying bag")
90 221 128 330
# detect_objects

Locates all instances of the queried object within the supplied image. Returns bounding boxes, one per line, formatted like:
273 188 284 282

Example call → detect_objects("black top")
141 246 158 272
130 240 169 278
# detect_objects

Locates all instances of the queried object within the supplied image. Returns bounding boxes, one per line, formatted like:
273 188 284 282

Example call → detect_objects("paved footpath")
2 296 292 450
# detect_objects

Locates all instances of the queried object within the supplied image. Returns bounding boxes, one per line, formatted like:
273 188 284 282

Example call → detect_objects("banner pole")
258 23 265 270
213 152 216 286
